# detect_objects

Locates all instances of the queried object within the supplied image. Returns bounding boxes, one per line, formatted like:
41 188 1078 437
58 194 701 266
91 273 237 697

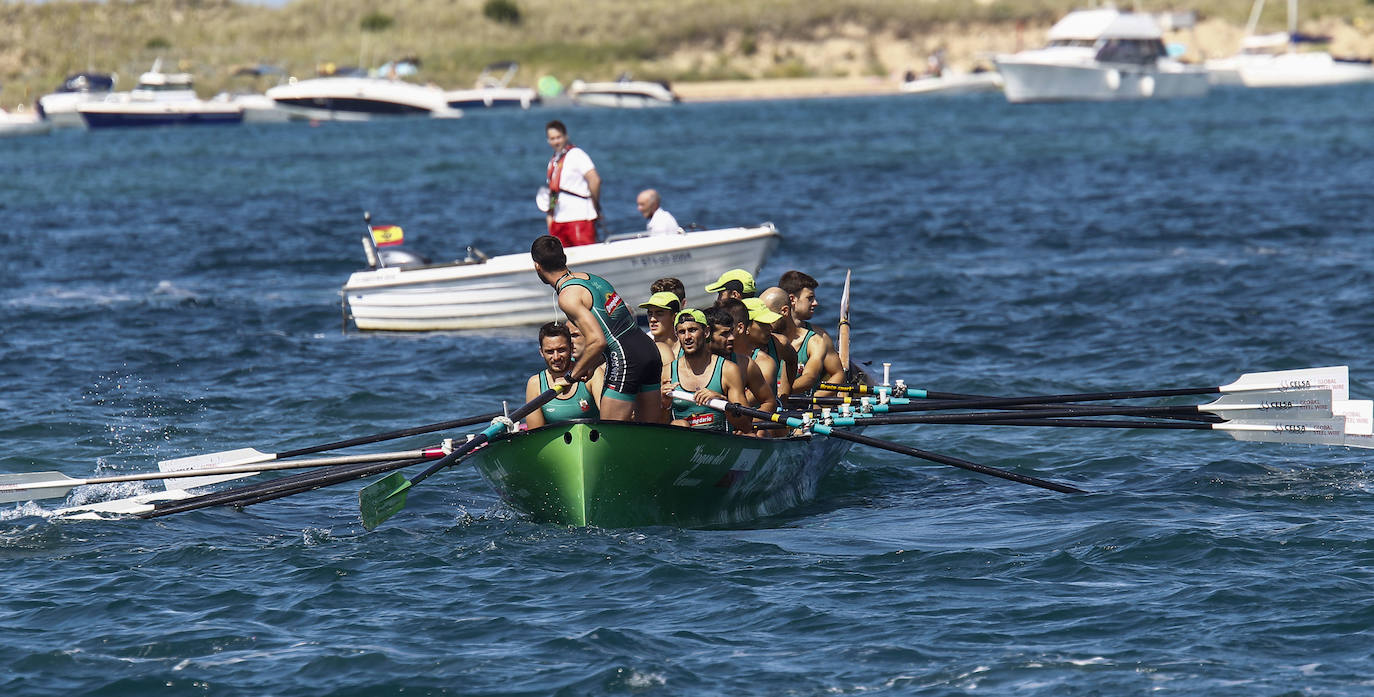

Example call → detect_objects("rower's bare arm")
792 334 827 393
750 357 778 415
587 366 606 408
559 287 605 381
721 363 753 433
525 375 546 429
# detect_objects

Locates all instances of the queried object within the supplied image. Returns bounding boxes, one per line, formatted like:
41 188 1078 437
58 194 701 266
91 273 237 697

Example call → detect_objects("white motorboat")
899 70 1003 96
568 74 677 108
994 9 1210 103
342 223 780 331
36 73 117 128
444 62 538 110
1205 0 1374 87
0 106 52 138
266 75 459 120
77 62 243 128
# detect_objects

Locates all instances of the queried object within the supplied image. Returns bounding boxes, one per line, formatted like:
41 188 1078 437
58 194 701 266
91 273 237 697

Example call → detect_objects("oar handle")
405 385 568 488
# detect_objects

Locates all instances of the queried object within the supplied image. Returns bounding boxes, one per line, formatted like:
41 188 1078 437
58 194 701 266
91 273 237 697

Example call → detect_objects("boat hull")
266 77 455 119
78 106 244 128
468 421 855 527
995 60 1210 103
342 224 781 331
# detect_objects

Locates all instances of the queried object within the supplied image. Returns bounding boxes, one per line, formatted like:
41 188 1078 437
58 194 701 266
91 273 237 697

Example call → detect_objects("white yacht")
36 73 117 128
568 74 677 108
1205 0 1374 87
77 62 243 128
994 9 1209 103
266 72 459 120
444 62 538 110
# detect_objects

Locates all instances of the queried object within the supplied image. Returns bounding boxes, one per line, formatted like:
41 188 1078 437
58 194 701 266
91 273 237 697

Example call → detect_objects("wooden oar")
358 385 568 530
142 387 566 523
0 447 449 505
157 410 503 477
674 390 1087 495
815 365 1350 405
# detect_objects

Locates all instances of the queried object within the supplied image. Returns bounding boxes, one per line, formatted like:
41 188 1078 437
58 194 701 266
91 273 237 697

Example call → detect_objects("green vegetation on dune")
4 0 1374 105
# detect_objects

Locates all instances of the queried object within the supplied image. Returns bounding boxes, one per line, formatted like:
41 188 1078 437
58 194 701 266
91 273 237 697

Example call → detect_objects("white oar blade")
1202 388 1333 419
1218 418 1349 447
1335 400 1374 449
0 472 81 504
1220 366 1348 401
158 447 270 491
52 490 191 520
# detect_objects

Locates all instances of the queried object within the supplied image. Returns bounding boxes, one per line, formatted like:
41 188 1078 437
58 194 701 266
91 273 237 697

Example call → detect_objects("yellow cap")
742 297 782 325
637 291 682 312
704 269 756 294
674 308 707 326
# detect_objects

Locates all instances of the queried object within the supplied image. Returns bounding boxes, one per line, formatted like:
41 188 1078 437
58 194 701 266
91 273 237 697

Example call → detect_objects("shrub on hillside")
361 11 395 32
483 0 521 25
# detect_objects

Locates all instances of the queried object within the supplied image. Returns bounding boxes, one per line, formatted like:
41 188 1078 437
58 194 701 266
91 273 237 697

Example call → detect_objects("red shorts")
549 219 597 247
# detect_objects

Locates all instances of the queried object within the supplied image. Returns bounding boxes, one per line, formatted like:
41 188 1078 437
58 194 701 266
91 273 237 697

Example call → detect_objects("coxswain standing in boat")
525 322 604 429
760 286 826 395
638 291 682 370
662 309 750 432
714 299 780 415
779 270 845 390
544 120 600 248
531 235 663 422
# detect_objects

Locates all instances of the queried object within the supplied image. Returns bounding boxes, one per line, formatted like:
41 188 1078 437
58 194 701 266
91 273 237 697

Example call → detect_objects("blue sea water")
3 86 1374 696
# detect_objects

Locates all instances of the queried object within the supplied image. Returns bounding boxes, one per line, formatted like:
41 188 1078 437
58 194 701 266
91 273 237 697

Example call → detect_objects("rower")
525 322 603 429
705 268 755 304
742 297 794 401
650 277 686 305
638 291 682 369
662 309 750 432
779 270 845 388
761 286 825 395
531 235 663 422
715 298 779 415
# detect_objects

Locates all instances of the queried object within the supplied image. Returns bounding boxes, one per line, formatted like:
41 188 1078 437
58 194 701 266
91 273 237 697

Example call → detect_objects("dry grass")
4 0 1374 106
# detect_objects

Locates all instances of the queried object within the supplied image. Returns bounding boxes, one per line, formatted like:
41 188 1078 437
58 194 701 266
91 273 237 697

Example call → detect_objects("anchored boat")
468 420 858 527
342 223 781 331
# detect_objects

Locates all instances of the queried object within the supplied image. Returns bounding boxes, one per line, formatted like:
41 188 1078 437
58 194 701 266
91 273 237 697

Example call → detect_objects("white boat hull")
996 59 1209 102
568 80 677 108
444 87 538 109
899 72 1003 96
266 77 457 119
1207 52 1374 88
343 224 780 331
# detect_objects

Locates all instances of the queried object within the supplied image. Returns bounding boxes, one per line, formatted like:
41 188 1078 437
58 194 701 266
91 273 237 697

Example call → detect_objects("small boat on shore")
36 72 117 128
469 418 859 527
342 223 781 331
266 75 459 120
444 61 539 110
899 70 1003 96
77 63 243 128
568 74 678 108
0 106 52 138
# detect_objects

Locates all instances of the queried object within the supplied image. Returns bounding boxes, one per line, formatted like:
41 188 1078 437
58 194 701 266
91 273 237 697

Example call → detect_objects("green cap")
638 291 682 312
742 297 782 325
705 269 756 294
674 308 707 326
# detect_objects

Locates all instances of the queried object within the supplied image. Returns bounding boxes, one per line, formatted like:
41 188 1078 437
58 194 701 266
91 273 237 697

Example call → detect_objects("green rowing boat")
467 420 858 527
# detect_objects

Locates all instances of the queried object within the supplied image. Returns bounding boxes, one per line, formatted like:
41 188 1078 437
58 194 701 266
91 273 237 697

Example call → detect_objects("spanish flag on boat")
370 225 404 247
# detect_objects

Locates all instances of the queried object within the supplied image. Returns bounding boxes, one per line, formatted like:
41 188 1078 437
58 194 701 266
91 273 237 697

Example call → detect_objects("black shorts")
604 331 662 401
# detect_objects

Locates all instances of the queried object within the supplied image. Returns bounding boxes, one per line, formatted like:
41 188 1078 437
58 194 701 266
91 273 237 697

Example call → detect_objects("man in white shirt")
544 120 600 247
636 189 679 236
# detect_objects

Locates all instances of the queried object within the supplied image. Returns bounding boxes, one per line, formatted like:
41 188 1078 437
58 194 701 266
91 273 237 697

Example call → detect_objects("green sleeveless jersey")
558 273 637 351
537 371 599 423
671 355 729 432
